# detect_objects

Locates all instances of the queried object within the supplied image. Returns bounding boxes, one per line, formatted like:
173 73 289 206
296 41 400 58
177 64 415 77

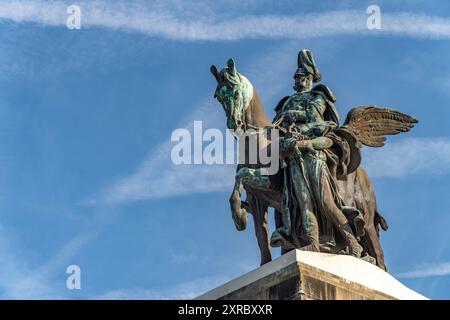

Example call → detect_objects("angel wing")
342 106 418 147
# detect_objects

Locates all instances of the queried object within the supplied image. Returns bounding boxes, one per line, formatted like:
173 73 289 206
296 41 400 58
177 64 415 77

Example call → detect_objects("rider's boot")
299 210 320 252
341 223 363 258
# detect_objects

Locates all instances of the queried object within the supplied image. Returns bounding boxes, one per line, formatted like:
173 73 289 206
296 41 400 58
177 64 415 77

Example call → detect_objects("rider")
270 49 363 257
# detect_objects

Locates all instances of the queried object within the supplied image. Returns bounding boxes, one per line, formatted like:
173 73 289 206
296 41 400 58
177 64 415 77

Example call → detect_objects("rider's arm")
296 136 333 152
310 136 333 150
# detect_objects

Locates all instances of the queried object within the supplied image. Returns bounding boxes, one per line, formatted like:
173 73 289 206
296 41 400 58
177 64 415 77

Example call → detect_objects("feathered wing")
342 106 418 147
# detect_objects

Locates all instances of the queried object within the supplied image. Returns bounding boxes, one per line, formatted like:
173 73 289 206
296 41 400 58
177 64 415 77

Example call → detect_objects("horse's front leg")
247 192 271 265
230 167 271 231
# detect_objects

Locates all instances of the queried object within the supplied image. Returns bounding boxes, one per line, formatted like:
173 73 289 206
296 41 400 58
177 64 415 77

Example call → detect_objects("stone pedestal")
195 250 427 300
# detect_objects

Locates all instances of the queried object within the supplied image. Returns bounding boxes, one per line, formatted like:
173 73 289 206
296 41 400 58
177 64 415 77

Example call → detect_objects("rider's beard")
294 77 312 93
294 82 304 92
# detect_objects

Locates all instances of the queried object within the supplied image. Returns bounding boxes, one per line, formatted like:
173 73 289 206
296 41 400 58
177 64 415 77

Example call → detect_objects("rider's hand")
281 136 297 149
296 140 315 153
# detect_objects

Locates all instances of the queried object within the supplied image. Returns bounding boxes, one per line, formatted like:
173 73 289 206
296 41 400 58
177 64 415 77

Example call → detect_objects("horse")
210 59 388 270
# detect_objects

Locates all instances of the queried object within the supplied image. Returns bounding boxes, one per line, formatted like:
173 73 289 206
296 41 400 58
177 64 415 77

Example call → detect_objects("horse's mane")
220 68 271 129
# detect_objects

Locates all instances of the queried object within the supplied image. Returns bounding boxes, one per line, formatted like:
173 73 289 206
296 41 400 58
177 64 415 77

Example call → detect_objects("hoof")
360 254 377 265
348 241 363 258
270 229 290 247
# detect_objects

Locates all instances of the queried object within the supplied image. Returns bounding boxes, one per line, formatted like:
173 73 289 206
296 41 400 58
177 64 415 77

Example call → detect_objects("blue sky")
0 0 449 299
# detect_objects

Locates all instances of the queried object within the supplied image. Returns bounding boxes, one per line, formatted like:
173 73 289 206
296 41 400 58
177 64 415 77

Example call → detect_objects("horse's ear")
227 58 237 76
210 65 220 82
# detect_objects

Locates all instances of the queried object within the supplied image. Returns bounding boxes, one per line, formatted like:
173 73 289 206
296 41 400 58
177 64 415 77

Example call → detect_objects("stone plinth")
195 250 427 300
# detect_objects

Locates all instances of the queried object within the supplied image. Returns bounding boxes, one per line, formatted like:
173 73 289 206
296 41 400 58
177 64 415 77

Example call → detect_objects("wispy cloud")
0 1 449 40
362 137 450 178
92 274 230 299
396 261 450 279
88 101 236 204
100 162 236 203
0 209 116 299
0 224 59 299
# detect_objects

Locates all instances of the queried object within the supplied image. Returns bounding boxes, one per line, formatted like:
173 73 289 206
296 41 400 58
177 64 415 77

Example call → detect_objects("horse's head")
210 59 253 130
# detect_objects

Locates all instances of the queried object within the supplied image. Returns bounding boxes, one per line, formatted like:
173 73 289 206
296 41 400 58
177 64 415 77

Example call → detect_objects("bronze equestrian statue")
210 49 417 271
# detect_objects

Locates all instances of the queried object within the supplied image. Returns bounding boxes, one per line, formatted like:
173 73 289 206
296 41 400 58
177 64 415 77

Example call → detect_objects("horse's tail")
375 209 389 232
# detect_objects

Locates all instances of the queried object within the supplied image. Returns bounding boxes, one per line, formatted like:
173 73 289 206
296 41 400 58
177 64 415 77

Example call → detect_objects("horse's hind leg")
247 192 271 265
230 167 271 231
275 209 293 255
352 167 387 270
